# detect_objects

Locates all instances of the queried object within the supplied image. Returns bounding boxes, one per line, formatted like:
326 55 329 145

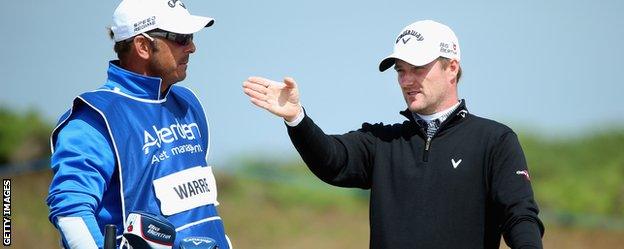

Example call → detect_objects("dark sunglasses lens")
176 34 193 45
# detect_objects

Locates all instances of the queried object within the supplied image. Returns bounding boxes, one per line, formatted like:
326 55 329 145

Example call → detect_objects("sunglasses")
142 30 194 46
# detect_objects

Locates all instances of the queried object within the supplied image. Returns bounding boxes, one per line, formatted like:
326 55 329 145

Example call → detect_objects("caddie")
46 0 231 248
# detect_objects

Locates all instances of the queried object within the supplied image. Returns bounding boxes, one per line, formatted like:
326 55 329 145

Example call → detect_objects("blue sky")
2 0 623 165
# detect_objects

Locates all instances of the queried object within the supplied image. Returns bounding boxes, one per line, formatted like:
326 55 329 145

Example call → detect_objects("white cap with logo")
379 20 460 72
111 0 215 42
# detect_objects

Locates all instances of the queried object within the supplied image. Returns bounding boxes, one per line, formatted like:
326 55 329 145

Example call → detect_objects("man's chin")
408 104 433 115
406 102 423 112
173 71 187 82
408 107 421 113
164 74 186 86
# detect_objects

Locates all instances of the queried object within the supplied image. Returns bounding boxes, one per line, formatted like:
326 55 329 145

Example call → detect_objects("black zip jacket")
286 100 544 249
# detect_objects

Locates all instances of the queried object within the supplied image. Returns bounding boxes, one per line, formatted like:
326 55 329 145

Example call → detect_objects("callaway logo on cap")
379 20 460 71
111 0 215 42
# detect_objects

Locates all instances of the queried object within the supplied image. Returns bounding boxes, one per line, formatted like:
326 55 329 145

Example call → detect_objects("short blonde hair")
437 57 462 84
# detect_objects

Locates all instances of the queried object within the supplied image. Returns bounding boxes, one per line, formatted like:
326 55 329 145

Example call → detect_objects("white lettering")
182 123 200 140
2 180 9 217
169 120 182 140
153 167 218 215
142 120 201 155
2 217 9 246
143 131 159 154
147 224 172 240
151 155 160 164
159 125 174 143
170 143 203 156
2 179 9 246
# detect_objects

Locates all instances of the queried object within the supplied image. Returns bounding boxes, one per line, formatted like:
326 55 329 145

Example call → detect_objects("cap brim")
160 15 215 34
378 52 438 72
199 15 215 28
379 56 397 72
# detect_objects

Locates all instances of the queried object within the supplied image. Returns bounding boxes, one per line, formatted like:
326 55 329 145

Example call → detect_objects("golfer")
243 20 544 248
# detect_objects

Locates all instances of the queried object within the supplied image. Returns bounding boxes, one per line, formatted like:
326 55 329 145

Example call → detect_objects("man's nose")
185 40 196 54
399 75 416 87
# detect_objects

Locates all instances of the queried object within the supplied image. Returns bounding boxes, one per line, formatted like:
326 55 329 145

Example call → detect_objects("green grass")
6 129 624 248
8 169 370 249
10 171 59 248
520 130 624 217
8 166 624 249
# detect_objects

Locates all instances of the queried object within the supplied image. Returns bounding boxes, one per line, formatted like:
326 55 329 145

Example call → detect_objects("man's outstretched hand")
242 76 302 122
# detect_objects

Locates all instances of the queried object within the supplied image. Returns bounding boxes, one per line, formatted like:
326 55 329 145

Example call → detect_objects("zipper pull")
423 137 431 162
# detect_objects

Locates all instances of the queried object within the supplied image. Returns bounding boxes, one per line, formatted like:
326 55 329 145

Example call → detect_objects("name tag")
153 166 218 215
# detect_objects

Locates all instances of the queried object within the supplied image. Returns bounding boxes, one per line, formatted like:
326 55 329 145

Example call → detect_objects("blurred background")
1 0 623 248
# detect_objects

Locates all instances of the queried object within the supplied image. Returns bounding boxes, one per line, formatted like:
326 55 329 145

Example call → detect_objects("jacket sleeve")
46 107 116 249
286 111 376 189
490 131 545 249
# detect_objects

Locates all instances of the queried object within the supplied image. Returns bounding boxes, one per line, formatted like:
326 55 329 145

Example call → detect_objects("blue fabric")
48 98 120 249
47 61 229 249
104 61 164 100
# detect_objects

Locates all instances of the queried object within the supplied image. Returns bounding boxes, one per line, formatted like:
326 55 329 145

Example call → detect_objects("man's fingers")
243 87 267 101
247 76 268 85
283 77 297 88
243 80 270 94
244 76 297 119
247 76 282 88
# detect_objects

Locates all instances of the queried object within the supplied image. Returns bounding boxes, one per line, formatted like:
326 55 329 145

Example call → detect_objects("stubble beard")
148 56 185 87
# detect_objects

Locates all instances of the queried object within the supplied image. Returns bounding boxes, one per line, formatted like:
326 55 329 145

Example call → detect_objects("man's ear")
448 59 459 84
132 35 153 60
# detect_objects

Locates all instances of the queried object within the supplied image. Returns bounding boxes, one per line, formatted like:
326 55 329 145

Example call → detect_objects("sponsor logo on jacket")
143 120 201 154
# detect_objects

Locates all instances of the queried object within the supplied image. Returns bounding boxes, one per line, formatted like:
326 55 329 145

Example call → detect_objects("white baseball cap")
111 0 215 42
379 20 460 72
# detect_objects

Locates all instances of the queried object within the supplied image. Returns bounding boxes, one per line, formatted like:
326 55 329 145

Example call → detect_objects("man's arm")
490 131 544 248
243 76 375 188
47 108 116 249
286 110 374 188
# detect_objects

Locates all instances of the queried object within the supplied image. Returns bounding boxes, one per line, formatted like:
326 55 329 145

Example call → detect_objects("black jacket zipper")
400 100 469 163
423 137 431 162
